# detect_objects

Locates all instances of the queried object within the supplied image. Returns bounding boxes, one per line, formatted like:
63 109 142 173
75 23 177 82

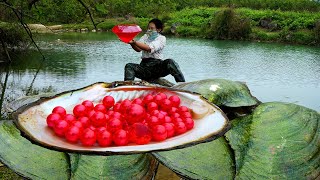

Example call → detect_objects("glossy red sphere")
152 125 167 141
102 95 115 109
113 129 129 146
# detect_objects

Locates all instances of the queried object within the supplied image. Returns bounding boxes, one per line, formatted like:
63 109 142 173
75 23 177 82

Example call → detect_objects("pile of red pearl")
46 92 195 147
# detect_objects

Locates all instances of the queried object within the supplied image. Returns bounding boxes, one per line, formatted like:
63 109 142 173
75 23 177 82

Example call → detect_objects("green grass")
164 7 320 45
251 27 280 41
3 6 320 46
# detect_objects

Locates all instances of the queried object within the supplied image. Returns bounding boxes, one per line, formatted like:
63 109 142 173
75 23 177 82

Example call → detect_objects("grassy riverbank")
1 7 320 50
57 7 320 46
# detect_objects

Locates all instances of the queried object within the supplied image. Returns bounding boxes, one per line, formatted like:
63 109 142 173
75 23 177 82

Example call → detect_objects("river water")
1 32 320 111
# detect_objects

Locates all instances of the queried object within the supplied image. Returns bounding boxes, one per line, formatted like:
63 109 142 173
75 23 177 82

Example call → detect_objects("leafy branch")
77 0 97 30
1 0 45 60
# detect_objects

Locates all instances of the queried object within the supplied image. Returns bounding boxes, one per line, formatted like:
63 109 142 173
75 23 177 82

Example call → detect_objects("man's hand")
128 39 135 45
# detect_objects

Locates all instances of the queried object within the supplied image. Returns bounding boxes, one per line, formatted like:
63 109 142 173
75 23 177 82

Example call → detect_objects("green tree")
208 8 251 40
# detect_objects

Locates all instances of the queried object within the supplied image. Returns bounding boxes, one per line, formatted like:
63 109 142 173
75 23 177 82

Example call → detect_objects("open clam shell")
13 82 230 155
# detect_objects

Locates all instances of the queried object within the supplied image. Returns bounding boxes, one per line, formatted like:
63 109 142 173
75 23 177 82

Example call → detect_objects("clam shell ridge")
13 82 230 155
174 79 260 107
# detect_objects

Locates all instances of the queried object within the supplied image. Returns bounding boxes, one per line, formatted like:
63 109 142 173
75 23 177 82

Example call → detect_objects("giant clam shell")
173 79 260 107
174 79 261 119
13 82 230 155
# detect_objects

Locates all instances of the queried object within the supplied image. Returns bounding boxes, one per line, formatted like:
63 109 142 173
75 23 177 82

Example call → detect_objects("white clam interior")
16 83 229 153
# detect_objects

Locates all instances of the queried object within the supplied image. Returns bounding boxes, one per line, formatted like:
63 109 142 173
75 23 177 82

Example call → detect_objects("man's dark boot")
124 63 136 81
165 59 186 82
173 73 185 82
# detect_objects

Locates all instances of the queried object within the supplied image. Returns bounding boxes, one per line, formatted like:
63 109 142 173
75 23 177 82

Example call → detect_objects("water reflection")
1 50 86 78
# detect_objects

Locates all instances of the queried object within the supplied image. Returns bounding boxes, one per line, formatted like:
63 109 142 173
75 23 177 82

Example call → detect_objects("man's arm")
129 40 151 52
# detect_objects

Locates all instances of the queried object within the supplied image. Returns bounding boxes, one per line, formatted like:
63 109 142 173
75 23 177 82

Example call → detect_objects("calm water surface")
1 32 319 111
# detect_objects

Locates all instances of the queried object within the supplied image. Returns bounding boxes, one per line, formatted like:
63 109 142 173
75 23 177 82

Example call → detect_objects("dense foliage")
206 8 251 39
32 0 86 24
1 0 320 24
161 7 320 44
0 22 30 63
0 0 320 51
0 22 29 48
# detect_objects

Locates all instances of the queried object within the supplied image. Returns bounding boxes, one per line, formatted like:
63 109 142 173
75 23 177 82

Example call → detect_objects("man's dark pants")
124 58 185 82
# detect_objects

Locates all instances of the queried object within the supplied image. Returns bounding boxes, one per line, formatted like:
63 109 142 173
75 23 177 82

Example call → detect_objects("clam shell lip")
13 83 230 155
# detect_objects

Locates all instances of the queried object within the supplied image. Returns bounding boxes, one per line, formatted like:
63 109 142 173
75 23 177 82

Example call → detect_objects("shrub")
279 27 292 42
278 27 314 44
208 8 251 40
0 23 29 49
291 31 314 44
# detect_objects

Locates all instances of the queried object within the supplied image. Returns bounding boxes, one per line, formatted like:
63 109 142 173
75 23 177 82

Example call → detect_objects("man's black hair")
149 18 164 32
